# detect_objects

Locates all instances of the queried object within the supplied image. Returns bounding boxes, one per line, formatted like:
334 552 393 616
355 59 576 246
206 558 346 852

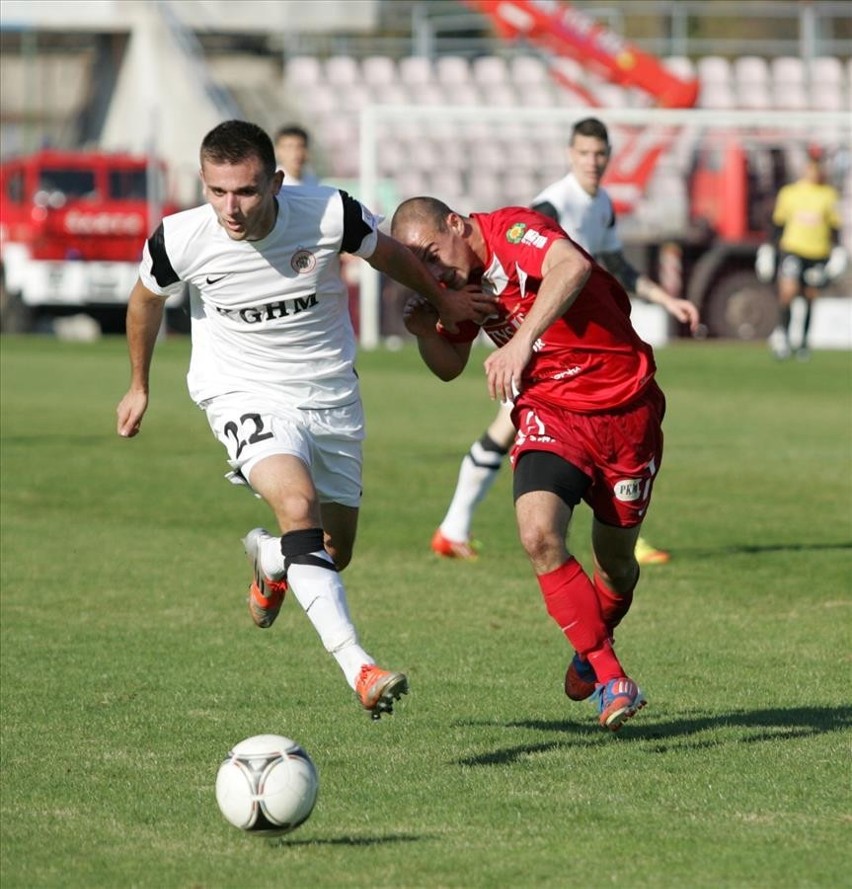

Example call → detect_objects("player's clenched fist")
403 294 441 338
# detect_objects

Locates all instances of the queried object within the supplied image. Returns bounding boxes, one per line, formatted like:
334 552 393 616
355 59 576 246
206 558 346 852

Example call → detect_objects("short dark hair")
570 117 610 145
275 124 310 146
200 120 277 177
391 196 454 237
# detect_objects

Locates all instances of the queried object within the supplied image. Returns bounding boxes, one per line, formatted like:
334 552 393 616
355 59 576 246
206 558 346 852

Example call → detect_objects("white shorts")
203 393 365 508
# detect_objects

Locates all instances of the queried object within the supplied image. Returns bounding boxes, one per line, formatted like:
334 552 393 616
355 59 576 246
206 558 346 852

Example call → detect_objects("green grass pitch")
1 334 850 888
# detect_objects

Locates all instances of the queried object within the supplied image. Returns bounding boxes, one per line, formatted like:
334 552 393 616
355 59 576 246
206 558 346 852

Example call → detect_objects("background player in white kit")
431 117 700 568
116 120 496 719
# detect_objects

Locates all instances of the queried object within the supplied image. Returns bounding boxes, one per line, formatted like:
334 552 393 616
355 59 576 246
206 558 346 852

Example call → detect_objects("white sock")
260 534 287 579
286 553 372 689
440 442 505 542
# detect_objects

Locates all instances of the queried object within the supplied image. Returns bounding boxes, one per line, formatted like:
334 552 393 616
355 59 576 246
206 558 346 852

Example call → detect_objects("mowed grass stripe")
1 335 850 889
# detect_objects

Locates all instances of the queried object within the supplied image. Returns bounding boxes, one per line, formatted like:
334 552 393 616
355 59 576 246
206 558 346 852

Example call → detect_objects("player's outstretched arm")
367 232 497 329
597 249 699 333
116 279 167 438
635 276 700 333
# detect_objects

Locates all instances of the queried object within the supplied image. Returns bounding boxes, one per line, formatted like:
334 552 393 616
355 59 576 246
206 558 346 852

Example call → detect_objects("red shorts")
510 382 666 528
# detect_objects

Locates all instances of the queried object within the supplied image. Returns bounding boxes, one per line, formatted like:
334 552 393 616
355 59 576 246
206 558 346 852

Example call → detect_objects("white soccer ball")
215 734 318 836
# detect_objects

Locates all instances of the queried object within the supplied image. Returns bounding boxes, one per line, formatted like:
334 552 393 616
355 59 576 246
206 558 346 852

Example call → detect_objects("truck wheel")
0 281 33 333
704 272 778 340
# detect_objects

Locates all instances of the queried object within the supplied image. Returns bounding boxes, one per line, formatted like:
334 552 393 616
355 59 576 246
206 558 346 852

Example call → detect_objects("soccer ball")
215 734 318 836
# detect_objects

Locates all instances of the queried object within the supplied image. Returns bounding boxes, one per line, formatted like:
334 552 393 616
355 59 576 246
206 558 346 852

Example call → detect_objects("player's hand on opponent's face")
403 295 440 337
437 285 497 332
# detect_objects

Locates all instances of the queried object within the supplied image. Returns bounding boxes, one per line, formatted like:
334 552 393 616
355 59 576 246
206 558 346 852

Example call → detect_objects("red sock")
537 558 625 682
593 569 638 633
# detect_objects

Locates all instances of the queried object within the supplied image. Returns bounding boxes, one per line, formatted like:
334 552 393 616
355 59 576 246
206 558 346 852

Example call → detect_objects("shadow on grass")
454 705 851 766
685 540 852 557
269 832 422 848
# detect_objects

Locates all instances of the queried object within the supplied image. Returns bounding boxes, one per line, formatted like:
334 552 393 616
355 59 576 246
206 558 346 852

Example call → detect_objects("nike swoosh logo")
206 275 227 284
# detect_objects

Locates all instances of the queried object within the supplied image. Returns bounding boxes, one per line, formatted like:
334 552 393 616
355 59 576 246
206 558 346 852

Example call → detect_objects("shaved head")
391 196 454 239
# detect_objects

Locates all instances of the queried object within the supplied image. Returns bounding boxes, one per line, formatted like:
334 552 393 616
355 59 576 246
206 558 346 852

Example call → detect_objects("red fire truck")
0 149 181 332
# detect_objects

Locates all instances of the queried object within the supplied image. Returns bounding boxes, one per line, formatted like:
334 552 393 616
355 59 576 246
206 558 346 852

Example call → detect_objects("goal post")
357 103 850 349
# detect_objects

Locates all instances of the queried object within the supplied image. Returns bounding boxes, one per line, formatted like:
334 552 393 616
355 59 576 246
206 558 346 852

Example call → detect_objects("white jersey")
531 172 621 255
139 186 379 409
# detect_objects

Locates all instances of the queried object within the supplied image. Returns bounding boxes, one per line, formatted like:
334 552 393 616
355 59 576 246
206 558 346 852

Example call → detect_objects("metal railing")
278 0 852 60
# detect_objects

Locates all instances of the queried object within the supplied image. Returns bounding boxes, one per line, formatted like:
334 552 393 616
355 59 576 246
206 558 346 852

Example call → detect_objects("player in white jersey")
116 120 496 720
430 117 699 568
275 123 321 187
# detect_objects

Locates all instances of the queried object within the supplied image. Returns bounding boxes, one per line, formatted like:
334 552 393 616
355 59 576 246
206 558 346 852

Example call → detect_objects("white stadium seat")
376 139 407 176
408 139 441 171
440 83 481 106
472 140 509 171
324 55 361 87
301 82 339 117
771 56 808 109
663 56 696 81
520 83 558 108
509 55 549 85
502 171 539 205
771 56 805 86
809 57 846 110
399 56 435 86
697 56 735 108
549 56 584 85
472 55 510 85
395 169 428 200
733 56 771 109
405 82 446 106
468 168 501 208
429 169 465 205
436 56 472 86
361 55 398 86
480 83 519 108
370 82 409 106
285 56 323 88
697 56 733 87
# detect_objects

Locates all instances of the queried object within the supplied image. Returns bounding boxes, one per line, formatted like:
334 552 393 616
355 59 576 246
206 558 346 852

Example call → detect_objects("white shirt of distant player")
278 166 321 187
531 171 621 255
139 185 379 409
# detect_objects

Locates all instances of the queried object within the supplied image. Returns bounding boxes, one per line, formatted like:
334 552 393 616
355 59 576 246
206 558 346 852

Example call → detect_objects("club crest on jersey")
291 248 317 274
506 223 527 243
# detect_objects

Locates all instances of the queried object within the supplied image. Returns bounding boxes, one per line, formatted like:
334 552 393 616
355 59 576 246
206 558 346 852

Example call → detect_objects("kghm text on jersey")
214 294 318 323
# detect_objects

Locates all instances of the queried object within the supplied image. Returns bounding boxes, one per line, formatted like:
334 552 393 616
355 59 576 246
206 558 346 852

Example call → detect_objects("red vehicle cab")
0 149 181 329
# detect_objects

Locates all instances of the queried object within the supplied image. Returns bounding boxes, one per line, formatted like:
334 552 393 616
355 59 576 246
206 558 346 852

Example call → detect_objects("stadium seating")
509 55 549 86
435 55 472 87
471 55 510 86
808 56 846 110
362 55 397 87
399 55 435 87
770 56 808 108
280 52 850 222
733 56 772 109
662 56 696 80
325 55 361 87
284 56 323 88
697 56 735 108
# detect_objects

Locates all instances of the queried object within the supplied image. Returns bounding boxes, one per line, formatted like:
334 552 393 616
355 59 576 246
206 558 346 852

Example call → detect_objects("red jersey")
445 208 656 413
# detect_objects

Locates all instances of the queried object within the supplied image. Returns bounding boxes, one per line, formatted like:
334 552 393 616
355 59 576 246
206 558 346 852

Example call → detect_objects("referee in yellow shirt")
756 149 847 360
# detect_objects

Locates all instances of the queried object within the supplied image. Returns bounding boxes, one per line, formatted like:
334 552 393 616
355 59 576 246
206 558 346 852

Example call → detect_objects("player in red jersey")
392 196 662 730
